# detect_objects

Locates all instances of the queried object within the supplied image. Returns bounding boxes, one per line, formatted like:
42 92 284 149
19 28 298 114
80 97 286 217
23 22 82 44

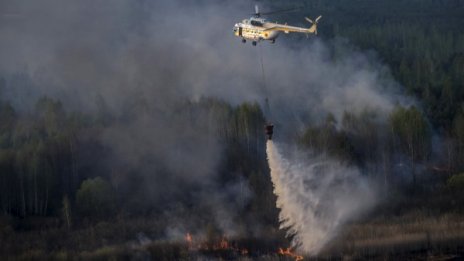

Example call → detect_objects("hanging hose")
258 44 270 119
259 44 274 140
259 44 267 97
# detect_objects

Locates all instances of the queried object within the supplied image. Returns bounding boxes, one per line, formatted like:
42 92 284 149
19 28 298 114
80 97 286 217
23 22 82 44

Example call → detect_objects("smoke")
0 0 409 118
0 0 411 245
267 141 376 254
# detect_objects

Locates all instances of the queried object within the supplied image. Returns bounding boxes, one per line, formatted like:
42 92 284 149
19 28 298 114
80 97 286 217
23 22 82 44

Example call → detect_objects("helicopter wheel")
252 41 257 46
271 39 276 44
242 39 246 43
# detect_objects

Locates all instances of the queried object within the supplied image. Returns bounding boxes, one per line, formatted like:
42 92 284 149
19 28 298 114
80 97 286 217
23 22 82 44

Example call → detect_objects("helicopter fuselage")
233 16 318 45
233 18 280 42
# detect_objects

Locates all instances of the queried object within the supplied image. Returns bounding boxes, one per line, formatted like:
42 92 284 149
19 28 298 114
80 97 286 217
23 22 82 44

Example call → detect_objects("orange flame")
185 233 193 249
278 247 304 261
219 237 229 249
184 233 248 256
185 232 192 243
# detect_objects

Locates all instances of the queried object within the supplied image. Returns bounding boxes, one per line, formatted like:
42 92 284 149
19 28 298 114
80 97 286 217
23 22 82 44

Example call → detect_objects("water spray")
266 141 376 254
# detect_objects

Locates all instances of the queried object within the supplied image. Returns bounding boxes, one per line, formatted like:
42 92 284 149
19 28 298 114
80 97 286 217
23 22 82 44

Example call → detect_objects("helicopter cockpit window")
250 20 263 27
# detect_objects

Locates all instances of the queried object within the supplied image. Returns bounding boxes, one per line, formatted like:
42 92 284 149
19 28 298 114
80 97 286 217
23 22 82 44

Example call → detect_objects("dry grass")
323 212 464 259
3 212 464 260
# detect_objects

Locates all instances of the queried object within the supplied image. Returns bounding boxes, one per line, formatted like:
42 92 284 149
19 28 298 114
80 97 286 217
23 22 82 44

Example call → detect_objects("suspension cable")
259 44 271 122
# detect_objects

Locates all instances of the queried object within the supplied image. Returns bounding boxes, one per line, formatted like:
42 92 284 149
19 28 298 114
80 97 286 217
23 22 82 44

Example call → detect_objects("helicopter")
233 5 321 46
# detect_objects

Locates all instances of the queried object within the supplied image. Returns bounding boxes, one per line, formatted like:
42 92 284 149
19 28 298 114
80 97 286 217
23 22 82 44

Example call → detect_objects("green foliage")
266 0 464 129
342 110 388 166
3 0 464 257
62 195 72 229
35 97 65 137
76 177 116 218
0 96 87 217
222 101 267 176
453 111 464 144
389 105 431 183
447 173 464 190
300 114 355 162
233 102 265 144
146 242 189 261
452 111 464 170
389 106 431 162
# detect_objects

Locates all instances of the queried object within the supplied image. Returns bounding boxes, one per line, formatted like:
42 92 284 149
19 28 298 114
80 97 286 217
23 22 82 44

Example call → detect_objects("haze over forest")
1 0 464 259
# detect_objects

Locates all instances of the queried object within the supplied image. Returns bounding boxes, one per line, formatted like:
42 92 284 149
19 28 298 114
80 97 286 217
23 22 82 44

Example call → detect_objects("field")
2 210 464 260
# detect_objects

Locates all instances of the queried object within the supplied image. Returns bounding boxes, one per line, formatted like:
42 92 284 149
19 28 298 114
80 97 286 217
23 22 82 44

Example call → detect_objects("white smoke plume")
266 140 376 254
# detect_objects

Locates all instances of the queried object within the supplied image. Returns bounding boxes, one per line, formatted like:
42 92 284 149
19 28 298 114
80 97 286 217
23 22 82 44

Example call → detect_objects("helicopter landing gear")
252 41 257 46
242 38 246 43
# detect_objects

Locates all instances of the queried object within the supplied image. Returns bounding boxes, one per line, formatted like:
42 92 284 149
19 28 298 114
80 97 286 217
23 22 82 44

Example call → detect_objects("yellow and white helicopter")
233 5 321 46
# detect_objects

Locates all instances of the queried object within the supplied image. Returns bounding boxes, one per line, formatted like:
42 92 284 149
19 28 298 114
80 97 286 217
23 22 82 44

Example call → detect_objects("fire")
278 247 304 261
185 232 192 243
183 233 304 259
184 233 248 256
219 237 229 249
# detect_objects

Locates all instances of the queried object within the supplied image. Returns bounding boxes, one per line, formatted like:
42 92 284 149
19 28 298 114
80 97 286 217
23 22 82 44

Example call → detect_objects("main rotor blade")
305 17 313 23
315 15 322 22
255 5 259 15
259 6 302 16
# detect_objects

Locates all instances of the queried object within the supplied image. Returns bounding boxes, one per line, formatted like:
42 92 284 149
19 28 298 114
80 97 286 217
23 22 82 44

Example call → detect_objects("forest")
1 0 464 259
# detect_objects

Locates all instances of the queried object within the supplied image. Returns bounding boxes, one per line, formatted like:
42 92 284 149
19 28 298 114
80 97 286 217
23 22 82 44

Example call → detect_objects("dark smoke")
0 0 412 241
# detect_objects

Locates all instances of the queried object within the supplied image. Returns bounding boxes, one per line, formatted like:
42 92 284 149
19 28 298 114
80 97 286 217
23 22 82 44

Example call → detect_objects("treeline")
340 23 464 130
2 92 462 223
2 94 464 258
268 0 464 131
1 1 464 255
300 107 431 185
0 97 83 217
0 95 278 233
261 0 464 198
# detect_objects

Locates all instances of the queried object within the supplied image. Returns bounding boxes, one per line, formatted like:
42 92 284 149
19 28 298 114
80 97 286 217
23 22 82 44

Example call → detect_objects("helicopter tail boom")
262 15 321 35
305 15 321 35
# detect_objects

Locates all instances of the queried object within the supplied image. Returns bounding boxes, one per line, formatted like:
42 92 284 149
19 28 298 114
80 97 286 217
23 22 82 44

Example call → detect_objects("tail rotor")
305 15 322 35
